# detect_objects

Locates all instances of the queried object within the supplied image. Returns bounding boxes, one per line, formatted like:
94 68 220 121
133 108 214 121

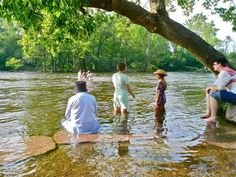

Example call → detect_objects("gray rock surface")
225 104 236 123
204 122 236 149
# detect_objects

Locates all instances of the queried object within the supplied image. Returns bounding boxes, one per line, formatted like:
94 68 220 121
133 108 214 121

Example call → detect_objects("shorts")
113 92 129 109
209 90 236 104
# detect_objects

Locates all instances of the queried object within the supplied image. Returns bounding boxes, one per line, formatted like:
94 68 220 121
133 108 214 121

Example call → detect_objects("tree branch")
88 0 225 72
149 0 168 15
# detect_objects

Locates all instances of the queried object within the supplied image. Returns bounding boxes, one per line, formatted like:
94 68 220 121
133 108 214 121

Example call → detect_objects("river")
0 72 236 176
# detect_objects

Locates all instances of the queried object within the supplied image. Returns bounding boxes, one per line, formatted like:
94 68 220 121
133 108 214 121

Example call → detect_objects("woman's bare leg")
121 109 128 115
114 107 121 115
155 104 165 123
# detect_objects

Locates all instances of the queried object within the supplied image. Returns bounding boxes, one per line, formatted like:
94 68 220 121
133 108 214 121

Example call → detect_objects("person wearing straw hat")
62 81 101 134
154 69 167 122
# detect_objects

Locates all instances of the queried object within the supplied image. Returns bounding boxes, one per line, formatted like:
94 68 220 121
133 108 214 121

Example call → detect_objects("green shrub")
5 57 23 70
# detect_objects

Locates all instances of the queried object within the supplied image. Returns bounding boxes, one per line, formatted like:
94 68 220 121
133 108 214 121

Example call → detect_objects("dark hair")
117 62 126 71
75 81 88 92
212 57 228 67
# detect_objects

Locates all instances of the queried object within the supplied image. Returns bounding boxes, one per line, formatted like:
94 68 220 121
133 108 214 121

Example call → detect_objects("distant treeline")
0 12 235 72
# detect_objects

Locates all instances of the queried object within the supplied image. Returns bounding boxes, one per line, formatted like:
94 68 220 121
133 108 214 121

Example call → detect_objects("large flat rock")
204 123 236 149
53 130 155 145
206 105 236 149
0 136 56 164
207 141 236 149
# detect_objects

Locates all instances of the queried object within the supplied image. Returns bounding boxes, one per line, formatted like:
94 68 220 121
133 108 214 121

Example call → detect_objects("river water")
0 72 236 176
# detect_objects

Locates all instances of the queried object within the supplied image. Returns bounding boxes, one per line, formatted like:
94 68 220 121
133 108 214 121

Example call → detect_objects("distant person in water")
78 70 93 81
78 70 82 81
112 62 135 115
62 81 101 134
86 70 93 81
154 69 167 122
201 57 236 122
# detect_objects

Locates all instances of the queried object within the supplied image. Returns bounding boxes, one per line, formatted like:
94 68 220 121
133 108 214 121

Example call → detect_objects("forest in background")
0 11 235 73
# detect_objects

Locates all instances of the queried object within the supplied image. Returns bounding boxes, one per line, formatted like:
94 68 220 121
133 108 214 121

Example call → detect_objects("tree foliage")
174 0 236 31
5 57 23 70
185 13 221 47
0 11 217 72
0 19 22 70
0 0 234 72
202 0 236 31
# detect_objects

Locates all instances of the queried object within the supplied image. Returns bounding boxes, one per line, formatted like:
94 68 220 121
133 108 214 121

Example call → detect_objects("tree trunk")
97 32 102 58
42 62 46 72
88 0 226 72
50 57 55 73
143 32 150 72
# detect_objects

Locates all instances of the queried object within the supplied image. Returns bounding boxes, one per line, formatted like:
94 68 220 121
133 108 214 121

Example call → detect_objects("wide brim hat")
154 69 167 76
75 81 88 92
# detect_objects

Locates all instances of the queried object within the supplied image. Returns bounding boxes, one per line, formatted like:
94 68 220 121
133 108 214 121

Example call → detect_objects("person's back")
112 72 128 95
66 92 100 133
112 62 135 115
62 81 100 134
215 67 236 94
78 70 82 81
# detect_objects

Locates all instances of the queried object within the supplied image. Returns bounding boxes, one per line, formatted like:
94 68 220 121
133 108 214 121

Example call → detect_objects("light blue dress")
62 92 101 134
112 72 129 109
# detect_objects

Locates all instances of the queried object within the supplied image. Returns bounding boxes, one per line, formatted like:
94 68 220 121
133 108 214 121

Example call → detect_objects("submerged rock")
23 136 56 156
204 122 236 149
225 104 236 123
207 141 236 149
0 136 56 164
53 130 155 145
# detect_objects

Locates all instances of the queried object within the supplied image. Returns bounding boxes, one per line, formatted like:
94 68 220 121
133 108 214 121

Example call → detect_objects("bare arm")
205 85 219 94
126 84 135 99
65 99 72 120
156 90 161 102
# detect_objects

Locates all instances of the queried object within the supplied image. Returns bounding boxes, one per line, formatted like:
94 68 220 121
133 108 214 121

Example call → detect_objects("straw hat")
154 69 167 76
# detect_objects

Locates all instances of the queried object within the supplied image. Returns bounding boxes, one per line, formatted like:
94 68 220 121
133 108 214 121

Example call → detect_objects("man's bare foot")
200 113 210 119
204 117 216 122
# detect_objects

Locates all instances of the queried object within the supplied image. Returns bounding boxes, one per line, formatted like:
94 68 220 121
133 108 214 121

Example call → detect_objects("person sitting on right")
201 57 236 122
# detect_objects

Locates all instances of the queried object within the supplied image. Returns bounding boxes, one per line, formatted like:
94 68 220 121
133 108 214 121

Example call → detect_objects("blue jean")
209 90 236 104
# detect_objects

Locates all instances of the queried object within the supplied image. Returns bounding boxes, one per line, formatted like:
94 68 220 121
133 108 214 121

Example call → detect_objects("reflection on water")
0 72 236 176
155 104 167 138
113 113 131 135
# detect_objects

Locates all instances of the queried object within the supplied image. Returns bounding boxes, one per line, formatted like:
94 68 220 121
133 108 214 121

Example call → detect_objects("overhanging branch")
88 0 226 72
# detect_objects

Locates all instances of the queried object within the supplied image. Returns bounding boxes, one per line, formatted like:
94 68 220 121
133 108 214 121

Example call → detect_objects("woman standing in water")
112 62 135 116
154 69 167 122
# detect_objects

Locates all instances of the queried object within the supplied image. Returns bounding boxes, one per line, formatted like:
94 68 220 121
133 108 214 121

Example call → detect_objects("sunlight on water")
0 72 236 176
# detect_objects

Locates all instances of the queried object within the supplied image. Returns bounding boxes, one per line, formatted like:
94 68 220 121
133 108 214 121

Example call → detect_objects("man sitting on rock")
62 81 101 134
201 57 236 122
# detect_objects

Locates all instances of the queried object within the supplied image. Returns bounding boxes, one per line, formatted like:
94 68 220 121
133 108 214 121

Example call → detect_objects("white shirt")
63 92 100 134
215 70 236 93
112 72 129 95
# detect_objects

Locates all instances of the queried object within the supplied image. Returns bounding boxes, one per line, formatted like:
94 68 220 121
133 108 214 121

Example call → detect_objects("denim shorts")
209 90 236 104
